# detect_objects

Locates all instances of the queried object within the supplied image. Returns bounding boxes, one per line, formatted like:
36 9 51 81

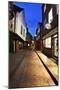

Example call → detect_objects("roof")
9 2 24 20
13 4 23 13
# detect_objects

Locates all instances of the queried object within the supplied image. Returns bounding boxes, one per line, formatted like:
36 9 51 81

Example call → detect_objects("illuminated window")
48 8 53 24
56 5 59 15
45 37 51 48
43 37 51 48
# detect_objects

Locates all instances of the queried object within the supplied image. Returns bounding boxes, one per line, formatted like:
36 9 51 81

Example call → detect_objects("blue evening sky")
14 2 42 37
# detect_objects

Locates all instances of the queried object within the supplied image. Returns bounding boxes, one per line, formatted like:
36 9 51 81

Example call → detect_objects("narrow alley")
8 2 59 88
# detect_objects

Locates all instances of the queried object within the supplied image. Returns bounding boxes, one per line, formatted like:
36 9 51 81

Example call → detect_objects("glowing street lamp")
45 23 51 29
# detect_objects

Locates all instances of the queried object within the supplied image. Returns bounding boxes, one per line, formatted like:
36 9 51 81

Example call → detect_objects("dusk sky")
14 2 42 37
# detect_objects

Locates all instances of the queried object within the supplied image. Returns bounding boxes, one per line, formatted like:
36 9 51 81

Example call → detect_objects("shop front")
9 31 24 53
42 33 58 64
42 37 52 57
52 34 58 61
42 27 58 60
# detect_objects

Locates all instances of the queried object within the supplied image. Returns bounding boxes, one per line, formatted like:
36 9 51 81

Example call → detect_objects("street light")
34 34 37 37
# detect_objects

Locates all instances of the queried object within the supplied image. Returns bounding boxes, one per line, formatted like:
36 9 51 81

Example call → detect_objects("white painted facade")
15 11 27 41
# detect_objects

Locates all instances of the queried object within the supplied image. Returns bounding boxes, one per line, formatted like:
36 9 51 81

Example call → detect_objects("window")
54 38 58 56
45 37 51 48
11 23 13 28
43 37 51 48
48 8 53 24
23 29 25 37
53 34 58 57
56 5 59 15
21 25 23 35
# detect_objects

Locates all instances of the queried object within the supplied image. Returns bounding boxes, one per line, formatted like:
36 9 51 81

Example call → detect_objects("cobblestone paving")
9 50 55 88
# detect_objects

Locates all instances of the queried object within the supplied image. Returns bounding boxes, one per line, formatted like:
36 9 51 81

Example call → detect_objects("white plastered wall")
15 11 27 41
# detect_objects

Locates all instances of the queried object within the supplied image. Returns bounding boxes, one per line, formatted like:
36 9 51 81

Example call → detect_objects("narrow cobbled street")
9 49 57 88
9 2 59 88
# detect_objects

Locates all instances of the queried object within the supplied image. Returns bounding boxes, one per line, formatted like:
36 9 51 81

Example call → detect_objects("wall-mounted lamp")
45 23 51 29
